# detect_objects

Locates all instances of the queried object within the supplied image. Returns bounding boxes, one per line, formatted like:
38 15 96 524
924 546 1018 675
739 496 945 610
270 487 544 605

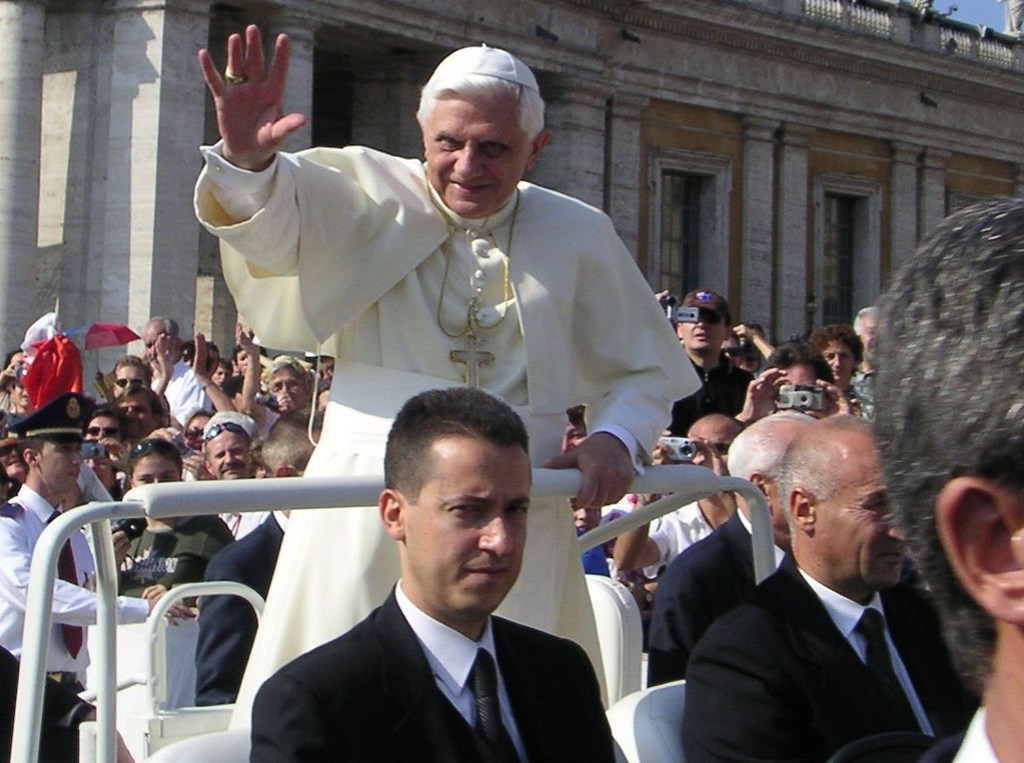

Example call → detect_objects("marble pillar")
0 0 46 351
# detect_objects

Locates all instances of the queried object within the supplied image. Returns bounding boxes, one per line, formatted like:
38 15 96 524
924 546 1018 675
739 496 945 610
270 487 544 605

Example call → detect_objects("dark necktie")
470 648 519 762
47 511 84 659
856 608 918 730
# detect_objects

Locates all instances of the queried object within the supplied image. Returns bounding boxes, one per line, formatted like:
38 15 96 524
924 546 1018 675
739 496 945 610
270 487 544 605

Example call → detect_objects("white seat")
140 726 250 762
605 680 686 763
586 574 644 705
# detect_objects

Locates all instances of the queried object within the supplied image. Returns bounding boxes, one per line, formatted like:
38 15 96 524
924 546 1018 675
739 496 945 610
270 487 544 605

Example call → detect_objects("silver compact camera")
777 383 824 412
658 436 697 463
673 307 700 324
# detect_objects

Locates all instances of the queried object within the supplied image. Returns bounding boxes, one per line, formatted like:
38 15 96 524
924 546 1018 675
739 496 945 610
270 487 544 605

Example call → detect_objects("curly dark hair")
807 324 864 366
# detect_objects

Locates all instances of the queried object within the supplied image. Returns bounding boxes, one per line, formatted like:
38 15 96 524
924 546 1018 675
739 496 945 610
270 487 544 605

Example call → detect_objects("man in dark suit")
873 199 1024 763
647 411 812 684
194 412 313 705
251 388 614 762
683 415 974 761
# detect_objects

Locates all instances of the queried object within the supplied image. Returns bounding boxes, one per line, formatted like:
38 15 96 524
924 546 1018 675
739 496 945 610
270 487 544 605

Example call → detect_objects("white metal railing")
12 467 770 762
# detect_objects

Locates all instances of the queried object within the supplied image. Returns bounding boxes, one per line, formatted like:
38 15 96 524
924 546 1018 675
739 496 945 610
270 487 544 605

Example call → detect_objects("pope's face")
422 91 550 219
381 434 530 639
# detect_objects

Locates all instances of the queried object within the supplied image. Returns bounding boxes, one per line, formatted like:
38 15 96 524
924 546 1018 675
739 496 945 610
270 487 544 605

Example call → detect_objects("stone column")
349 55 427 159
775 122 811 343
0 0 46 351
535 81 608 210
889 142 920 269
918 147 949 238
603 93 648 258
98 0 211 346
739 116 777 329
270 12 315 153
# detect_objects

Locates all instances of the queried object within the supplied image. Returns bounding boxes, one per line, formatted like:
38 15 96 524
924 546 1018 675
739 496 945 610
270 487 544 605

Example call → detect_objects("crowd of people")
1 22 1016 763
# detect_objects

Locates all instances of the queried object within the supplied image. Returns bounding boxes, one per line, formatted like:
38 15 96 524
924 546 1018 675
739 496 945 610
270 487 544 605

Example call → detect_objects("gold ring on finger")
224 69 247 84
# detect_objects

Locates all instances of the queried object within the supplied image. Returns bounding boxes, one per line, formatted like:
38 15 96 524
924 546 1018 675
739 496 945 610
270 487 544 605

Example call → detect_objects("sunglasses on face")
696 308 723 325
130 437 182 459
203 421 248 444
86 426 120 437
114 378 145 388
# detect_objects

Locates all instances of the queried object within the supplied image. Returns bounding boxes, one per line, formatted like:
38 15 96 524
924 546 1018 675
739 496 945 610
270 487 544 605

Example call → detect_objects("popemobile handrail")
11 466 771 762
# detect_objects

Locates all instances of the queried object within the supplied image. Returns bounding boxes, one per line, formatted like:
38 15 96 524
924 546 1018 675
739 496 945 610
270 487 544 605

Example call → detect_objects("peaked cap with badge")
5 392 91 444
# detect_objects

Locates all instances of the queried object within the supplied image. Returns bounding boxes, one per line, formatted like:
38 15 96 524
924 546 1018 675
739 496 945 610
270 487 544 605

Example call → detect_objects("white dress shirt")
953 709 998 762
395 581 526 761
162 359 211 425
799 570 933 734
0 485 149 674
643 501 714 578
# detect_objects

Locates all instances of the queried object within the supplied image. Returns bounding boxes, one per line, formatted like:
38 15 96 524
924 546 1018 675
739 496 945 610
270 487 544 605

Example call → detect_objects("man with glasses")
683 415 974 760
115 386 164 445
143 316 211 424
668 289 753 436
203 411 265 538
647 411 811 684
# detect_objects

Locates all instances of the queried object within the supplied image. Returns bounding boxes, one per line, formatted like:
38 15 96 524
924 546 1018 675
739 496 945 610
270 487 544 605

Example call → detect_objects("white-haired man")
646 411 812 684
194 28 696 710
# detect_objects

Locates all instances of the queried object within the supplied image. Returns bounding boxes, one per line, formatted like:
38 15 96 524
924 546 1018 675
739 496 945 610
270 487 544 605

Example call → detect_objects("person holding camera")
116 438 233 605
667 289 753 436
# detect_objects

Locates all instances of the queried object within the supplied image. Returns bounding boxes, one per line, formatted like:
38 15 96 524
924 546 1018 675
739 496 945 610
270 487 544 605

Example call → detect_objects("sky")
945 0 1010 31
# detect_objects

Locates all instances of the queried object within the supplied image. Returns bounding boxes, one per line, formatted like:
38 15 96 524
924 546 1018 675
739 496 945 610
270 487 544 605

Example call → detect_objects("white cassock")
195 144 698 717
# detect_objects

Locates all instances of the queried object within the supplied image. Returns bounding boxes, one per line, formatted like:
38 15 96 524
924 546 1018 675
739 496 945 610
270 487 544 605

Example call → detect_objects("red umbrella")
82 322 140 349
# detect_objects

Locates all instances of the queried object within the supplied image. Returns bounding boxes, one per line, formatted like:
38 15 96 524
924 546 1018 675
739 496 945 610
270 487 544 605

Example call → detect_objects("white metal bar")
576 468 774 583
12 501 138 763
14 466 762 762
144 582 265 716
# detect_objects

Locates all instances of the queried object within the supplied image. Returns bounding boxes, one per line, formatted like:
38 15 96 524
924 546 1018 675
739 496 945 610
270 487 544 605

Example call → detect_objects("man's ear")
789 486 816 534
379 488 407 543
936 476 1024 625
525 128 552 171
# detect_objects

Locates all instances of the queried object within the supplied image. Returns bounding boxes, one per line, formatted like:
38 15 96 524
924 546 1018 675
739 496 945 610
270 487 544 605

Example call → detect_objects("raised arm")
197 24 307 171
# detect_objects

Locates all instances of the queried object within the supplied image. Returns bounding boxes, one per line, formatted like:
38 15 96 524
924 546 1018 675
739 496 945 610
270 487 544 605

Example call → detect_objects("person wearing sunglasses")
117 438 234 605
201 412 266 539
82 405 131 499
669 288 754 437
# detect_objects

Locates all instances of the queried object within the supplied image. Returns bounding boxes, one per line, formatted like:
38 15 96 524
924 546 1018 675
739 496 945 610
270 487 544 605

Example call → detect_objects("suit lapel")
766 559 922 734
374 593 488 762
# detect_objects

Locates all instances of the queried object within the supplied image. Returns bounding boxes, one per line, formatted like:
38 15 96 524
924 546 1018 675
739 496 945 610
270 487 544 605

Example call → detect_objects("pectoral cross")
450 325 494 388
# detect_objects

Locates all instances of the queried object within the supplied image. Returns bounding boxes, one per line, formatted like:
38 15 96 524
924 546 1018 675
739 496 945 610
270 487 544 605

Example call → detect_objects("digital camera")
777 383 824 412
113 517 147 541
658 436 697 463
80 441 106 460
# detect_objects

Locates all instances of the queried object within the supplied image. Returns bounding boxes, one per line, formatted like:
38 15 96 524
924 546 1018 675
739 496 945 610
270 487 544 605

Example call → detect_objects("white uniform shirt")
0 485 149 674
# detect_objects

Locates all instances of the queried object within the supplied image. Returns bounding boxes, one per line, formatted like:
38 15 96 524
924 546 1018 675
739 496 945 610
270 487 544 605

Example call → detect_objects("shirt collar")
17 483 60 522
395 580 496 694
798 566 884 639
736 509 786 568
426 179 519 234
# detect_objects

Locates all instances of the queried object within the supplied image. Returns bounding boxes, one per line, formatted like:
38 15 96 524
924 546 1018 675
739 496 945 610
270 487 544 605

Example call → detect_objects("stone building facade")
2 0 1022 372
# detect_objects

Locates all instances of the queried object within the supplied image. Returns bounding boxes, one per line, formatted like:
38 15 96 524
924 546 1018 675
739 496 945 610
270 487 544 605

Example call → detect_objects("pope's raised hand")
197 24 307 171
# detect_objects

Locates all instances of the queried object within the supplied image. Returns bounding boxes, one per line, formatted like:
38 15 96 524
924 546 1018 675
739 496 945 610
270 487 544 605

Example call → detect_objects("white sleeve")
199 142 278 221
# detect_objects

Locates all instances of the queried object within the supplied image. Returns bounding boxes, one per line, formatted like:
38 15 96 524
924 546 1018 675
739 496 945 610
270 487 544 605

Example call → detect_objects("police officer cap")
6 392 91 443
